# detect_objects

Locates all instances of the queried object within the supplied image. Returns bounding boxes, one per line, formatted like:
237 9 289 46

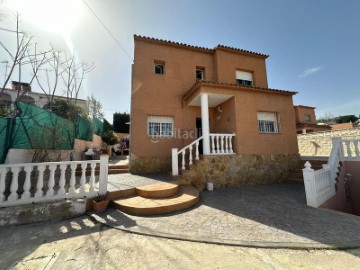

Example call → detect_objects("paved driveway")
92 183 360 248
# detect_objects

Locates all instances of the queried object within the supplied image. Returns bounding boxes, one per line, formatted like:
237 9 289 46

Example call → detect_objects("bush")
101 130 118 145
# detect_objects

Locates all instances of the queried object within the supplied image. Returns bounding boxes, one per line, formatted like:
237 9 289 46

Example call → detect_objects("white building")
0 81 88 115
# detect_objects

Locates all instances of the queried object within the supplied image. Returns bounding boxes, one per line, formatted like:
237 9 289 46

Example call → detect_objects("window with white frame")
236 70 253 86
257 112 280 133
147 116 174 137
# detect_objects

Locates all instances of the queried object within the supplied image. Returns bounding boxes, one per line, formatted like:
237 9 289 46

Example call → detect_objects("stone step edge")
111 185 199 216
135 182 179 198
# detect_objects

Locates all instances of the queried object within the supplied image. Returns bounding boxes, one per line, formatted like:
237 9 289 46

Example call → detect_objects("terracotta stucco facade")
130 35 300 174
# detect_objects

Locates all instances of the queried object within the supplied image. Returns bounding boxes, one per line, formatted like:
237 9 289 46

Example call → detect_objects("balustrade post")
189 145 193 165
99 155 109 195
0 168 7 202
58 164 67 195
80 163 87 193
225 136 229 153
344 141 352 159
172 148 179 176
69 163 77 193
181 152 185 170
47 164 56 197
35 165 45 198
211 135 215 154
220 136 224 154
89 162 96 192
195 142 199 160
8 167 20 201
229 134 234 153
353 141 360 159
22 165 32 200
302 161 318 207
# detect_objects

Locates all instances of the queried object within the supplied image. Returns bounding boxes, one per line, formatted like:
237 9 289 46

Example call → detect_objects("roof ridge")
134 35 269 58
194 80 296 94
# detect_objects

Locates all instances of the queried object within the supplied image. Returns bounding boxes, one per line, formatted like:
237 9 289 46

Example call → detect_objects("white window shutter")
257 112 277 121
236 70 253 81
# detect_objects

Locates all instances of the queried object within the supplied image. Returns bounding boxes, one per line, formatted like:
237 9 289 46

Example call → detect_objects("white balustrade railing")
302 162 335 207
0 155 109 207
342 139 360 161
209 133 235 154
302 137 346 207
172 133 235 176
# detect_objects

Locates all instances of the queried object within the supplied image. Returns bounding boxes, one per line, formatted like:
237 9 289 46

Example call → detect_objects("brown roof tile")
192 80 296 95
134 35 269 58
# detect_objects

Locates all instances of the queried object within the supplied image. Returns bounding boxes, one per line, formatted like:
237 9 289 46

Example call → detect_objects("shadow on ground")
92 181 360 253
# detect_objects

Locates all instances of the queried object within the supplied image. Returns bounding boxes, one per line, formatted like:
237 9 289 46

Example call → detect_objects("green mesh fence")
11 102 74 150
92 117 104 136
0 102 101 164
0 117 10 163
75 114 93 141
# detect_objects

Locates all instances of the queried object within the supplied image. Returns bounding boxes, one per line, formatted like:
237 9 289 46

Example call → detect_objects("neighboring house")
0 81 89 115
293 105 331 134
330 122 355 130
130 35 300 185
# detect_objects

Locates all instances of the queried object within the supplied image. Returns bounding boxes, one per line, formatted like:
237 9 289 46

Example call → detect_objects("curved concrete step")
112 185 199 216
136 182 179 198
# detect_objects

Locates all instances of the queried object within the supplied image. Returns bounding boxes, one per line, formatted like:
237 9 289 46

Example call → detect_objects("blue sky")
1 0 359 122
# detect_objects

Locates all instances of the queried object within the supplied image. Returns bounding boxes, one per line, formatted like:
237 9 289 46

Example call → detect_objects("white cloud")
298 66 323 78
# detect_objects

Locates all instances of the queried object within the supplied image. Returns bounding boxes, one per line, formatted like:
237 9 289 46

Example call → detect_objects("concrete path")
1 216 360 270
107 173 173 192
93 182 360 249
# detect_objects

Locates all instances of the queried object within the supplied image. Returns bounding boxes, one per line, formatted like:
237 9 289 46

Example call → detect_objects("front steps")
283 159 328 183
108 164 129 174
111 183 199 216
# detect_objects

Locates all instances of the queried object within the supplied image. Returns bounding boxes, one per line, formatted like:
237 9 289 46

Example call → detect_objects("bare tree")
61 53 94 105
0 13 32 95
0 13 52 100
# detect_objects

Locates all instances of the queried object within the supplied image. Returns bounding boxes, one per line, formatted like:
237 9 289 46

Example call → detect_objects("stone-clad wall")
181 153 301 188
298 128 360 157
131 153 301 187
130 155 172 174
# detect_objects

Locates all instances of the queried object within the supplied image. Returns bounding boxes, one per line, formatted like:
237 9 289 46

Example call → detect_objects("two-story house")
130 35 300 186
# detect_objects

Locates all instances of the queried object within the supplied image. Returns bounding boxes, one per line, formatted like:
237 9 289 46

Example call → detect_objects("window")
257 112 280 133
304 114 311 122
147 116 174 137
236 70 253 86
196 67 205 80
154 61 165 75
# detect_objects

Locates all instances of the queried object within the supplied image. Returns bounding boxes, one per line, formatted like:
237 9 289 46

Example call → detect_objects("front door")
196 118 203 155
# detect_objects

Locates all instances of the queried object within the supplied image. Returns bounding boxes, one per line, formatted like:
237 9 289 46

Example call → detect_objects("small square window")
196 68 205 80
154 61 164 75
304 114 311 122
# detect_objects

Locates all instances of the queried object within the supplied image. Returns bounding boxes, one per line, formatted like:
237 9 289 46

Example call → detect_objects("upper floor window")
196 67 205 80
147 115 174 137
236 70 253 86
154 61 165 75
257 112 280 133
304 114 311 122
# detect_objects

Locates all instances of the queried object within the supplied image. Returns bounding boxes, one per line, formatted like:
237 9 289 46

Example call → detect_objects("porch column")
201 93 210 155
